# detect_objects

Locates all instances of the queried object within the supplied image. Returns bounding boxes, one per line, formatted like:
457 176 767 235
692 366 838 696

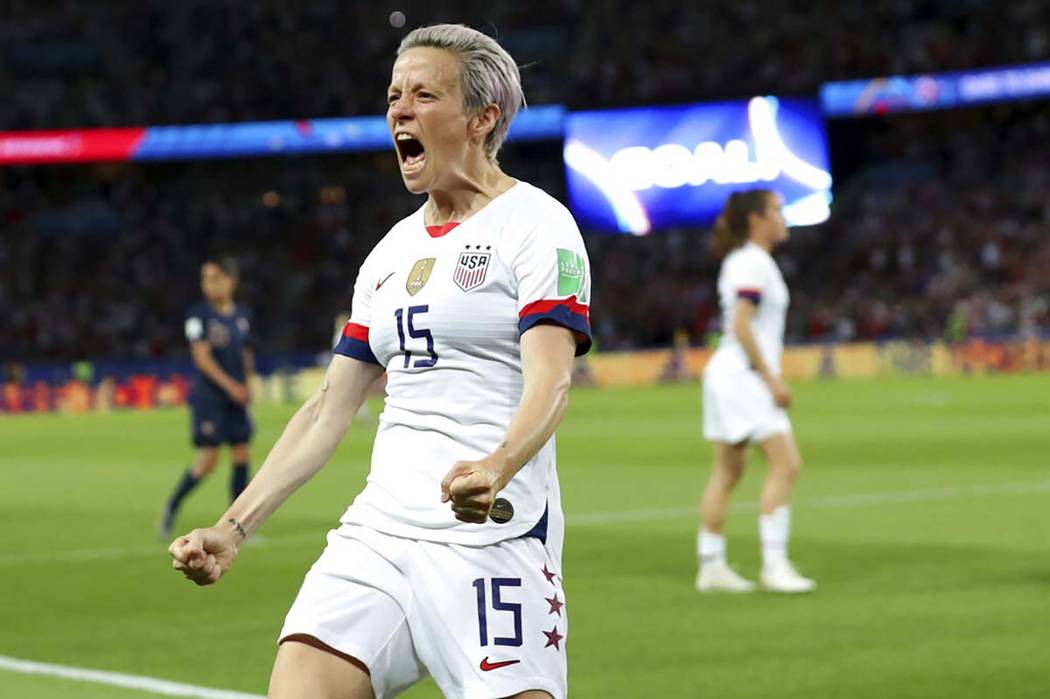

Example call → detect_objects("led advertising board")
821 61 1050 117
563 96 832 234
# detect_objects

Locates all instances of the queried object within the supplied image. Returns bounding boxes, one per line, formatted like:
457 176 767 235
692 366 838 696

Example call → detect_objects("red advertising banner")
0 128 145 165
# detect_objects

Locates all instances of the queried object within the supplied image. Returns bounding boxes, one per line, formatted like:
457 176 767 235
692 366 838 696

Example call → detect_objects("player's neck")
210 298 235 315
749 235 774 254
425 161 516 225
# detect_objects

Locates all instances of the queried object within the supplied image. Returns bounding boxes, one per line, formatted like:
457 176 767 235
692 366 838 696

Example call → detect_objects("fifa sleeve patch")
185 317 204 341
737 288 761 304
334 322 380 365
557 248 587 300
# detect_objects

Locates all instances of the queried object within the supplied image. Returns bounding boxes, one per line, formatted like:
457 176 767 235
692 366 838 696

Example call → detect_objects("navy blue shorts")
190 401 254 447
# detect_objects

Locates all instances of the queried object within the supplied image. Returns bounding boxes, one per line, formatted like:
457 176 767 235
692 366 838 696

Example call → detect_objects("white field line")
0 655 263 699
571 478 1050 525
2 479 1049 567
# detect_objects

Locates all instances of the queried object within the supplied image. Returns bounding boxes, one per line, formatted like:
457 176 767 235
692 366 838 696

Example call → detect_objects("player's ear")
469 104 500 149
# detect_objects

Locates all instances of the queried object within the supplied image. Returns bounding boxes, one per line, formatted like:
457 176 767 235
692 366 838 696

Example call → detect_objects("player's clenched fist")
169 527 239 586
766 376 792 409
440 460 503 523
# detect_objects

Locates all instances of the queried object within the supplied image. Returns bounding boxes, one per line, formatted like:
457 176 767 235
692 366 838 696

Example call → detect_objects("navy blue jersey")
185 302 252 405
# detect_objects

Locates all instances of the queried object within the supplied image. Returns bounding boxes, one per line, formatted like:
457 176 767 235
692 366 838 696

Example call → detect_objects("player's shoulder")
367 204 426 263
185 304 209 342
509 181 577 227
500 181 585 251
725 242 772 269
723 245 780 296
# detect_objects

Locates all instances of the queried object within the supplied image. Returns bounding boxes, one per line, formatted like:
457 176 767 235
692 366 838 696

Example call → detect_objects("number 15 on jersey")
394 305 438 369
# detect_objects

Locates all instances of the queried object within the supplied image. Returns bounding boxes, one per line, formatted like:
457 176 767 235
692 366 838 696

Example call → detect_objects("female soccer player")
169 25 591 699
696 190 815 594
159 256 254 539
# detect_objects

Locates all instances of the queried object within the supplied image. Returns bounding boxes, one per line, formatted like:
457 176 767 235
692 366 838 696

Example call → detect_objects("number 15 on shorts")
472 577 523 647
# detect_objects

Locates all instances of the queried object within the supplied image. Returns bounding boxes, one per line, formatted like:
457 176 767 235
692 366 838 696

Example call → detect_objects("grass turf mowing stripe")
0 655 264 699
2 479 1048 566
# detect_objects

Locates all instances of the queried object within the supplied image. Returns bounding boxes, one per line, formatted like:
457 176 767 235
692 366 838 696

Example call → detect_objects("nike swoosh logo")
479 657 521 672
375 272 394 290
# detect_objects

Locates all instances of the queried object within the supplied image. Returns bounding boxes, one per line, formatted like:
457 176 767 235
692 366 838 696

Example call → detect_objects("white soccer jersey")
332 181 591 561
706 241 789 376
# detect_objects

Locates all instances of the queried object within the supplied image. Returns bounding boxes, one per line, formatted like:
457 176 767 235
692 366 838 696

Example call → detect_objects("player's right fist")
767 376 792 409
168 527 239 586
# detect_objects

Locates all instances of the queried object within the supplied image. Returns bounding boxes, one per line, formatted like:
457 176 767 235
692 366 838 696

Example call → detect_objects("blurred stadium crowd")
4 0 1048 129
1 1 1048 362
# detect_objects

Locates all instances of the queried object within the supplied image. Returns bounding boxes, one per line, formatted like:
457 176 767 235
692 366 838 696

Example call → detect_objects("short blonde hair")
398 24 524 161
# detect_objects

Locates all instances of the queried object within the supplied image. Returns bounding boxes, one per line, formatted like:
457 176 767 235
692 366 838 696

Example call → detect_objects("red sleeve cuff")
518 296 592 356
334 322 380 365
737 288 761 304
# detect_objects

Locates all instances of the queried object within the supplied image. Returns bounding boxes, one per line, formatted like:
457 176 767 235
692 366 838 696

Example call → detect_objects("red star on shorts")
543 626 564 650
545 593 563 617
541 564 557 584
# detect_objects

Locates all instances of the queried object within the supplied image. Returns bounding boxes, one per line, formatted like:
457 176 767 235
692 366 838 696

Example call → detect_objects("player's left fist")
440 459 504 523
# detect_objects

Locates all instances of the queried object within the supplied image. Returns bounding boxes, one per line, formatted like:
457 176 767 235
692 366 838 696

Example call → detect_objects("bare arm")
222 355 381 535
732 299 790 408
243 347 256 388
440 324 577 522
170 355 384 584
190 340 248 404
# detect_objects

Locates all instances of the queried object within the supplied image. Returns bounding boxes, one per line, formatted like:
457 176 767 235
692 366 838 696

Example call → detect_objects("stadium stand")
1 1 1047 361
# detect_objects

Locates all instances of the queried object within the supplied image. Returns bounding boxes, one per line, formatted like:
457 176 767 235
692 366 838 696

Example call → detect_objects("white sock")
759 505 790 570
698 529 726 566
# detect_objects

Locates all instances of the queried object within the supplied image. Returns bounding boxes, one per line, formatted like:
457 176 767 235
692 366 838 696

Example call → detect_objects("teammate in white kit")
696 190 815 594
168 24 591 699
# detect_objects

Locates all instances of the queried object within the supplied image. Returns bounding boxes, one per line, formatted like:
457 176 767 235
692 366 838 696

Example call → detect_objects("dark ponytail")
711 189 773 258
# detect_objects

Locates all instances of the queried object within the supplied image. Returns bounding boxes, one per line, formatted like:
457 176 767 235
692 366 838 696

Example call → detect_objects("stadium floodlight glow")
564 97 833 234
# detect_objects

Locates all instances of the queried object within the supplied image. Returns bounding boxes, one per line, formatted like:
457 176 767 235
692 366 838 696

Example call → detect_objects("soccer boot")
696 561 756 592
760 561 816 593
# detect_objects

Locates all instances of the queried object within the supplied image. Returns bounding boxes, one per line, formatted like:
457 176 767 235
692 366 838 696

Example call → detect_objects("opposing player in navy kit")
169 24 590 699
159 256 254 539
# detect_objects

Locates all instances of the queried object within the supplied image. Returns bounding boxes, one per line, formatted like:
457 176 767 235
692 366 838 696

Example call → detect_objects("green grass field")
2 374 1049 698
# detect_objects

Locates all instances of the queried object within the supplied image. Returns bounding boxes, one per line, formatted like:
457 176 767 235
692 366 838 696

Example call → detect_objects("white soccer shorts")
702 369 792 444
279 524 568 699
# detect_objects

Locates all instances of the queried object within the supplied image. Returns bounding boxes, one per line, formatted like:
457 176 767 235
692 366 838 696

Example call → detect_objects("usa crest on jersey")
453 248 491 291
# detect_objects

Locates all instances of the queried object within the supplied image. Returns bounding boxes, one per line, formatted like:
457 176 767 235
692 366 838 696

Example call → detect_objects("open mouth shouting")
395 132 426 175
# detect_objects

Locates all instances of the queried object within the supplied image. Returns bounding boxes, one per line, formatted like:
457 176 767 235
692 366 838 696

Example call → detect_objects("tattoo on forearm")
499 441 508 449
227 518 247 540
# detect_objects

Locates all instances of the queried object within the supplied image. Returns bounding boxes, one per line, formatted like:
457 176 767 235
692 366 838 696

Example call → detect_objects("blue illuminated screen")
820 61 1050 117
563 97 832 234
